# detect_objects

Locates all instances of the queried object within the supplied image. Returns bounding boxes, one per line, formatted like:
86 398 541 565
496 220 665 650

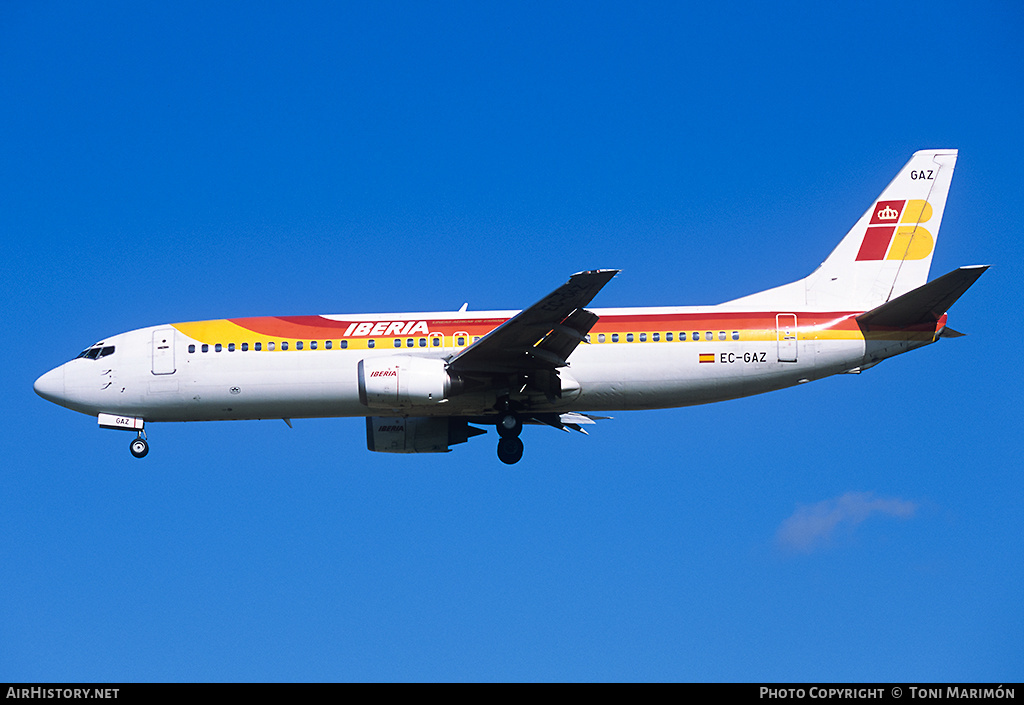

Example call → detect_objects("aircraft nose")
34 365 66 406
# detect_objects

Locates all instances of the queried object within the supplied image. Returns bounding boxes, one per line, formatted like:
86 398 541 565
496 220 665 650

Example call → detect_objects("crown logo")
877 205 899 220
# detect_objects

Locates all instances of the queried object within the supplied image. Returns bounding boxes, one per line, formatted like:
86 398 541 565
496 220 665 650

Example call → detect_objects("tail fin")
723 149 958 311
806 149 958 309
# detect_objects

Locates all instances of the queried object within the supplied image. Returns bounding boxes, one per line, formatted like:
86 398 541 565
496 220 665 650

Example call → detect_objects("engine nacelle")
366 417 486 454
358 356 456 409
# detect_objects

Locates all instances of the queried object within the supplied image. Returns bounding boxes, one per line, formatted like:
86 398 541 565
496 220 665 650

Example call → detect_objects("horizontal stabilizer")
857 265 988 328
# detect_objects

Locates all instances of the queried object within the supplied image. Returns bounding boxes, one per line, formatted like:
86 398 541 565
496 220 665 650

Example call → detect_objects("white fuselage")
34 304 928 425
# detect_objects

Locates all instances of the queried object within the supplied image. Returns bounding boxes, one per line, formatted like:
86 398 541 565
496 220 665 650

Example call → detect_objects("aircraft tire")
496 412 522 438
497 437 524 465
130 438 149 458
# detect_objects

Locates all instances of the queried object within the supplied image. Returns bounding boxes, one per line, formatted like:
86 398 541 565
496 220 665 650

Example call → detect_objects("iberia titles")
342 321 431 337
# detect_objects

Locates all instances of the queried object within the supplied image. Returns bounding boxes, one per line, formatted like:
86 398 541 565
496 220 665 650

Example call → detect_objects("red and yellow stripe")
171 310 935 348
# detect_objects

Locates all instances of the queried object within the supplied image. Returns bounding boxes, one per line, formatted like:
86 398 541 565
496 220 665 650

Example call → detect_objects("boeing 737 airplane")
34 149 986 464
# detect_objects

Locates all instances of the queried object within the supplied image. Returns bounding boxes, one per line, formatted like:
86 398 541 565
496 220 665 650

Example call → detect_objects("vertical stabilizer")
805 149 958 310
722 150 958 311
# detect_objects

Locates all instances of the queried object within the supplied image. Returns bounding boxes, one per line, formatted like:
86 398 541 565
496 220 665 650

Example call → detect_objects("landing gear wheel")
497 436 524 465
130 437 149 458
496 411 522 438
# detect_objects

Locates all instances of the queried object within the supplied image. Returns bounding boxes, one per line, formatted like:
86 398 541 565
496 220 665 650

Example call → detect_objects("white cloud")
776 492 917 553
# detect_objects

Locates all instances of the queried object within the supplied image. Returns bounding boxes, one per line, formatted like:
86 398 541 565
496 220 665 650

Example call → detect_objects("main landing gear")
495 403 524 465
129 431 149 458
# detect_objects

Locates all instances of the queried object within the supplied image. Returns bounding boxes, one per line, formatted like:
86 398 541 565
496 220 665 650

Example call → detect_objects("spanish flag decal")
699 353 715 364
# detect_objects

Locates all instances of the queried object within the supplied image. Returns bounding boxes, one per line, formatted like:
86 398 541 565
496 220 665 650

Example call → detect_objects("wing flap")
524 412 612 434
536 308 600 363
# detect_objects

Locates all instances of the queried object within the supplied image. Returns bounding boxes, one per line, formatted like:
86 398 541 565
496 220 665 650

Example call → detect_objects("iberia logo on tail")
855 199 934 261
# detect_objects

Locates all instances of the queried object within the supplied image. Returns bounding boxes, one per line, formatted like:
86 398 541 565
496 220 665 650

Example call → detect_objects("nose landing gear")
98 414 149 458
129 431 149 458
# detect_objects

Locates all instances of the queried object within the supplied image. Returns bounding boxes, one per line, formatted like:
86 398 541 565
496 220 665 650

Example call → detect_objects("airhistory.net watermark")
6 689 118 699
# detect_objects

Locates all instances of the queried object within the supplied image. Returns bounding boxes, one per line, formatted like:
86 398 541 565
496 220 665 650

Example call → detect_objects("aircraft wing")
448 269 618 376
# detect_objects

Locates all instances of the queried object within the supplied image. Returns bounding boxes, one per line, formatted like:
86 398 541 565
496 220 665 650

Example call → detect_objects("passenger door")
152 328 176 375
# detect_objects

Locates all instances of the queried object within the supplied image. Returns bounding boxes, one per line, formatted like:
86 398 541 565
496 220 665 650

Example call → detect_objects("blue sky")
2 1 1021 682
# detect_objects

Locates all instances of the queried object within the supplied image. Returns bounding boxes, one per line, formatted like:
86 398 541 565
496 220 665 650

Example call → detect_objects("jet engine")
365 416 486 453
357 356 461 409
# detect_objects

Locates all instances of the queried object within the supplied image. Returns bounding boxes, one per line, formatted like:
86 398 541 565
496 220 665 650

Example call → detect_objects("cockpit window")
76 345 115 360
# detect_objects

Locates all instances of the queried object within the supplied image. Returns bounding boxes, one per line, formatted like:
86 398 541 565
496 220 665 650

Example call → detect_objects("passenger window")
640 333 647 342
693 332 700 341
325 340 332 349
255 342 262 351
281 342 289 351
705 332 712 341
268 342 275 351
431 337 440 347
295 341 302 350
598 333 606 343
310 341 317 350
202 344 209 353
394 339 401 348
368 340 375 348
457 336 465 346
732 331 739 340
666 332 673 342
612 334 619 343
228 343 236 352
652 333 659 342
718 331 726 341
407 338 414 347
241 343 248 351
419 338 426 347
341 340 348 349
188 344 196 353
215 344 222 352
